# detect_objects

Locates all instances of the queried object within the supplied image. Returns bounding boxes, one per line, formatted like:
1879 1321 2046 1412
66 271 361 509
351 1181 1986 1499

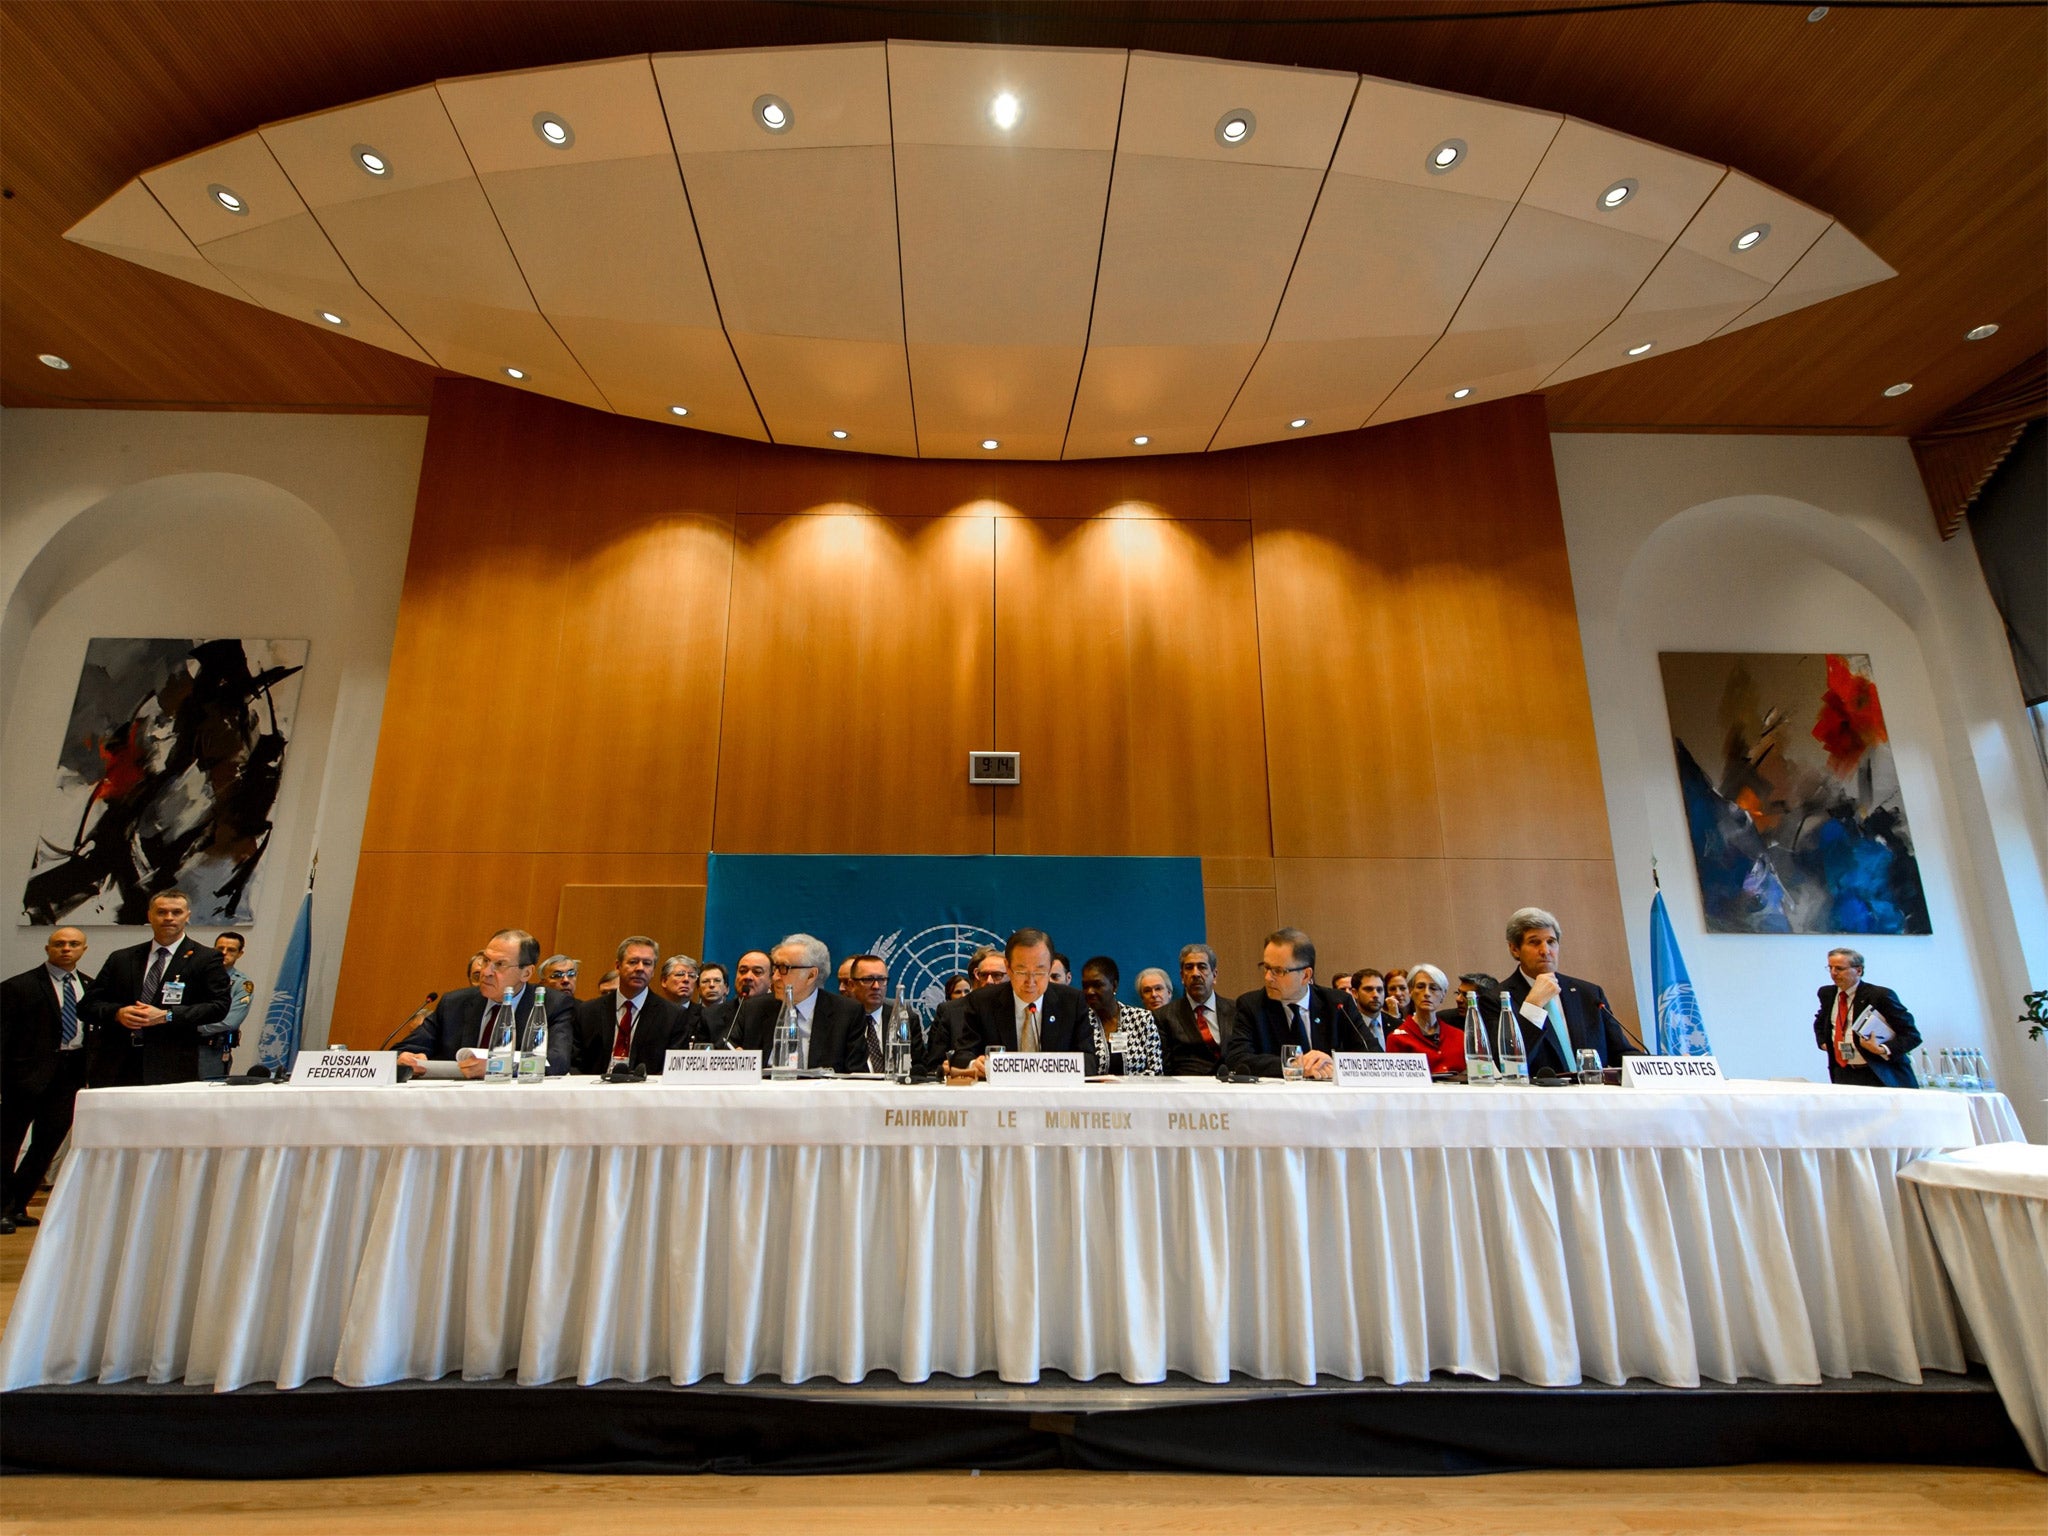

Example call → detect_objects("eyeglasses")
1259 963 1309 976
769 961 817 975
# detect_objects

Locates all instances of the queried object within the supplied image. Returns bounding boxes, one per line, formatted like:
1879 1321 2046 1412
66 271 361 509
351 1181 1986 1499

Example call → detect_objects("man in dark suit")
947 928 1097 1079
1493 906 1638 1077
652 954 705 1048
397 928 573 1077
732 934 865 1074
1227 926 1373 1079
698 949 770 1046
1157 942 1242 1077
1813 947 1921 1087
1 927 93 1232
573 936 686 1075
79 888 231 1089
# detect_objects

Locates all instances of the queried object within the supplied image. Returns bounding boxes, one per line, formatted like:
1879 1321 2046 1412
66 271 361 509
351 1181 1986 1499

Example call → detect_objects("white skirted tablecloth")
0 1078 2000 1395
1900 1142 2048 1471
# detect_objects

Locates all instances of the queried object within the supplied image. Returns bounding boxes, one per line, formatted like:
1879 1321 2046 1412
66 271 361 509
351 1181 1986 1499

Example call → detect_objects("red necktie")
1193 1002 1217 1049
1833 991 1852 1065
612 1000 634 1060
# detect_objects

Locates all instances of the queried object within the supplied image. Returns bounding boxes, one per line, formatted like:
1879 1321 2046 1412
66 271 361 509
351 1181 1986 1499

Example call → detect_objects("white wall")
0 408 427 1057
1553 433 2048 1139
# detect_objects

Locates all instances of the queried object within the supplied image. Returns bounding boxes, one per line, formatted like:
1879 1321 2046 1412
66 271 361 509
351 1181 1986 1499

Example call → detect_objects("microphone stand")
377 997 437 1052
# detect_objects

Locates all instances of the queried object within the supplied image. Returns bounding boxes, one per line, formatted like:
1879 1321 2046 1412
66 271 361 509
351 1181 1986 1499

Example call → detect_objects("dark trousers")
2 1051 89 1212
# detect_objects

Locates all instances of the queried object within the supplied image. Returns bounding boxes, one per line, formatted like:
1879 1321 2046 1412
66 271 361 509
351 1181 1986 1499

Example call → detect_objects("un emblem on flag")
869 923 1005 1013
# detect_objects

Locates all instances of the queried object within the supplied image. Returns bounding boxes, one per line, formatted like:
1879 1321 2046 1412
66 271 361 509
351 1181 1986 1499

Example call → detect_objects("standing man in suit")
573 936 685 1075
1 927 92 1232
79 888 231 1088
1496 906 1637 1077
946 928 1097 1080
1227 926 1372 1079
1157 942 1241 1077
397 928 573 1077
199 931 256 1080
1813 947 1921 1087
732 934 864 1073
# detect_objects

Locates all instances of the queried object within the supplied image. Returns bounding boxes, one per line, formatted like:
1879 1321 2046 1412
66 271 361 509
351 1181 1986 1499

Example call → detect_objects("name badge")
289 1050 399 1087
662 1049 764 1082
1333 1052 1432 1086
160 980 186 1006
986 1052 1085 1079
1622 1055 1724 1088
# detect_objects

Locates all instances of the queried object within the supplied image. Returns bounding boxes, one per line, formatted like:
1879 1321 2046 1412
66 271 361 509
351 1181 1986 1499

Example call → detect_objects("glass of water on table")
1281 1045 1304 1082
1576 1048 1603 1085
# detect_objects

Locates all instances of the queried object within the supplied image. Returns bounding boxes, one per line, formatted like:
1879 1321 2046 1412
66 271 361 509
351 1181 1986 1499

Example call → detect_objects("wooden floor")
2 1197 2042 1536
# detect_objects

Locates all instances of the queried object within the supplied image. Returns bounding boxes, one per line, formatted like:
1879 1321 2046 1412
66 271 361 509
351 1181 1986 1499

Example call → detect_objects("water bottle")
768 999 799 1078
1953 1048 1981 1092
1972 1048 1997 1094
516 994 548 1083
888 995 915 1084
484 995 519 1084
1465 998 1500 1085
1495 992 1528 1084
1929 1048 1953 1090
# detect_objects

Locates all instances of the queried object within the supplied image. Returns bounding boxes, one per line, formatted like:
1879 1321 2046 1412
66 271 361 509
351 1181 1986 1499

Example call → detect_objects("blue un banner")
703 855 1205 1010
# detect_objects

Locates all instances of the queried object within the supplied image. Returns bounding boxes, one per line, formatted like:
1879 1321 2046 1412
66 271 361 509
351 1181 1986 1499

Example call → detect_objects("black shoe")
0 1216 15 1235
8 1210 38 1228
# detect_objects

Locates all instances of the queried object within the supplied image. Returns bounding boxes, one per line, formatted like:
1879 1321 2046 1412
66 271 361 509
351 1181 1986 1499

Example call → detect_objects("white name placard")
986 1052 1085 1079
1623 1054 1724 1088
290 1050 399 1087
1333 1052 1432 1086
662 1049 764 1082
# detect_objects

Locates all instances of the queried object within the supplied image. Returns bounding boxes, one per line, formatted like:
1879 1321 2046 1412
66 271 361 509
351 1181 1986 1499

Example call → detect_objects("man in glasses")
732 933 865 1074
946 928 1095 1081
1225 926 1373 1080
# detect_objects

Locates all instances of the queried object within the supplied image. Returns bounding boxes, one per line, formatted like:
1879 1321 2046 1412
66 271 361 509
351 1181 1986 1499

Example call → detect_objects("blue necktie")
60 972 79 1046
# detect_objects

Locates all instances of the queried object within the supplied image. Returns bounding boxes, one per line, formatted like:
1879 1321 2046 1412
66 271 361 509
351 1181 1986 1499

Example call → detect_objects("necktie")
1834 991 1853 1065
1193 1002 1217 1049
142 946 169 1003
867 1011 884 1072
60 972 79 1046
611 1000 634 1060
481 1002 504 1051
1293 1004 1311 1051
1022 1002 1040 1053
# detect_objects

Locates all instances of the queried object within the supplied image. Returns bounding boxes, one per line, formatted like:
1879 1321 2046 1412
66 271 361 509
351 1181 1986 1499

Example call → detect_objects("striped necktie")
60 972 79 1046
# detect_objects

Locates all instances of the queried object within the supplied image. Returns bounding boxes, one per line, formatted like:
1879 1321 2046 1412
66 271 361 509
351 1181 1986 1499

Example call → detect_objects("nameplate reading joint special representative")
289 1050 400 1087
662 1049 765 1082
985 1053 1086 1079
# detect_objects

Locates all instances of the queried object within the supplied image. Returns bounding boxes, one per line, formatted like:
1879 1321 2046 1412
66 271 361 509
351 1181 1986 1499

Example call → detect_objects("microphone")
1600 997 1648 1055
377 992 439 1052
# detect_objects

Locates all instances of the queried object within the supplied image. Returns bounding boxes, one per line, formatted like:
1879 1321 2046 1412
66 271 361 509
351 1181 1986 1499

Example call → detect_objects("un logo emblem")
869 923 1005 1014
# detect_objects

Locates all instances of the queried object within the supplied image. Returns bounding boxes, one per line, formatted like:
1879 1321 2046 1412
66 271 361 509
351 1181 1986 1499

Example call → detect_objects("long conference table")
0 1076 2015 1401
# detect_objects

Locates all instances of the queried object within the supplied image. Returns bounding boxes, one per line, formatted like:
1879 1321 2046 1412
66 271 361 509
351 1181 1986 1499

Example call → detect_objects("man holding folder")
1813 947 1920 1088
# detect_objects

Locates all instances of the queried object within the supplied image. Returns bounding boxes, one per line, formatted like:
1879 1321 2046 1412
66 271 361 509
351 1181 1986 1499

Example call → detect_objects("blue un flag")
255 888 312 1076
1650 889 1711 1055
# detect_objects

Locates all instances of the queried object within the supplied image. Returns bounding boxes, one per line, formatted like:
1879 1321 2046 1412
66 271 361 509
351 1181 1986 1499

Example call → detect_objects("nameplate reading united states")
985 1052 1084 1079
289 1050 399 1087
663 1049 764 1082
1332 1052 1432 1086
1623 1055 1724 1088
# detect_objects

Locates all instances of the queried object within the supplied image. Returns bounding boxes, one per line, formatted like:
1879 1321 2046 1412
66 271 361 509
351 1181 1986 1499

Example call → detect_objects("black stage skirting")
1 1369 2029 1479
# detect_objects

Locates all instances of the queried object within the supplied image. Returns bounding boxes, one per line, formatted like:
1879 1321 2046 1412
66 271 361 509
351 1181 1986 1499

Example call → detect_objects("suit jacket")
733 989 866 1074
927 995 969 1075
1 965 94 1097
398 984 574 1075
1497 969 1636 1078
571 992 687 1075
1155 992 1242 1077
696 994 744 1047
954 982 1097 1071
1812 982 1921 1088
79 936 229 1086
1225 984 1375 1078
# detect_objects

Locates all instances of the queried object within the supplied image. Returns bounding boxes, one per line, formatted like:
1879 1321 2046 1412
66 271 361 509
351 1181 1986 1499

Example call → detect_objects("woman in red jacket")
1388 963 1466 1075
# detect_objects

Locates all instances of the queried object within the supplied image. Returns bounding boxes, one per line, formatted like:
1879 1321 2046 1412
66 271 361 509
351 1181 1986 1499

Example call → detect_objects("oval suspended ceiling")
65 41 1894 460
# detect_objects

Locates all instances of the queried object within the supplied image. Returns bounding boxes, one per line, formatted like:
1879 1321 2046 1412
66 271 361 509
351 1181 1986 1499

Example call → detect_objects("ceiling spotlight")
1598 179 1637 211
1731 223 1770 253
1215 109 1256 148
503 366 526 380
1288 417 1310 430
669 405 690 417
831 428 849 440
38 353 70 370
1427 138 1467 175
753 95 793 134
990 92 1021 131
532 112 573 149
353 145 390 177
1966 323 2000 341
981 439 1000 451
1883 382 1913 397
1449 387 1472 401
1627 341 1656 357
317 310 348 328
1807 5 1828 20
1133 435 1150 446
208 184 247 215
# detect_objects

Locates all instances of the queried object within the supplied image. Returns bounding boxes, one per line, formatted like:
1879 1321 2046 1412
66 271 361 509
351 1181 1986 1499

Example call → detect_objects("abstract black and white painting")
22 638 308 926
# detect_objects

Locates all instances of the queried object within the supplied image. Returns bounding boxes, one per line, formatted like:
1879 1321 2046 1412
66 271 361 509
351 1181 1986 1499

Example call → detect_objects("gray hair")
541 953 571 973
660 952 699 978
1827 946 1865 970
1179 942 1218 970
615 935 658 963
1136 967 1171 990
777 932 831 974
1408 963 1449 993
1506 907 1561 948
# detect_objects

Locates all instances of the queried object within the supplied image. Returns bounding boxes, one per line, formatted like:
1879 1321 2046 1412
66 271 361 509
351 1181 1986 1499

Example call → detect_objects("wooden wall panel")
1200 883 1280 1003
713 512 996 853
994 517 1270 855
554 885 708 995
1274 858 1458 985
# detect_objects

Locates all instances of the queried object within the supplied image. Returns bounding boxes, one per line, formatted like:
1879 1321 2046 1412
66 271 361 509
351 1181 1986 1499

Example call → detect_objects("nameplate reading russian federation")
985 1052 1085 1079
1623 1055 1724 1088
663 1049 764 1082
289 1050 399 1087
1332 1052 1432 1086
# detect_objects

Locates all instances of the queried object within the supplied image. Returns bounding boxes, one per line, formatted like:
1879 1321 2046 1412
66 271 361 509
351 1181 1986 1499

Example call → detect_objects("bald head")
46 928 86 971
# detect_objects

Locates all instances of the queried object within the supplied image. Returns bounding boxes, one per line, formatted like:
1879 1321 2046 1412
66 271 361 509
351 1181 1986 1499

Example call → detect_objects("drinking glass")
1281 1045 1304 1082
1576 1048 1603 1085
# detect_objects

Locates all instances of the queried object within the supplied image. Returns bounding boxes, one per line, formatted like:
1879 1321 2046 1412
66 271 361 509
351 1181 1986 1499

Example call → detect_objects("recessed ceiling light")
990 92 1020 131
1627 341 1656 357
1427 139 1467 175
669 405 690 417
503 366 526 380
1731 223 1770 253
1883 382 1913 397
208 184 247 215
353 144 390 178
753 95 793 134
1288 418 1310 430
38 353 70 370
532 112 573 149
1133 435 1150 446
1598 179 1637 212
831 429 849 440
317 310 347 328
1807 5 1829 20
1966 323 2000 341
1449 387 1472 401
1215 109 1256 148
981 439 1000 451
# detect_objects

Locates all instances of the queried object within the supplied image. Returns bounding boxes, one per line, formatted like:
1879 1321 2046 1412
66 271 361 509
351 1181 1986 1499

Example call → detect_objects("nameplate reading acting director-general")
662 1049 764 1082
1332 1052 1432 1087
1623 1055 1725 1089
289 1050 400 1087
985 1052 1086 1079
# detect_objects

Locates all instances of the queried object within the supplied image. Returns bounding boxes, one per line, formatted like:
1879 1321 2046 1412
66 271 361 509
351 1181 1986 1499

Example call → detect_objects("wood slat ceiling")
3 1 2041 437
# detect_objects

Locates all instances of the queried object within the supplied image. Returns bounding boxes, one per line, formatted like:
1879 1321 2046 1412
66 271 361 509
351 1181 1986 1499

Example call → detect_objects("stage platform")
1 1367 2030 1480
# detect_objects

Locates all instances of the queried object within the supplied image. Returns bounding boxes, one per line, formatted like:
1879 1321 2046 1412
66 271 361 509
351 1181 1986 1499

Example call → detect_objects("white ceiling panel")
63 178 254 305
1710 220 1896 340
728 334 919 457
